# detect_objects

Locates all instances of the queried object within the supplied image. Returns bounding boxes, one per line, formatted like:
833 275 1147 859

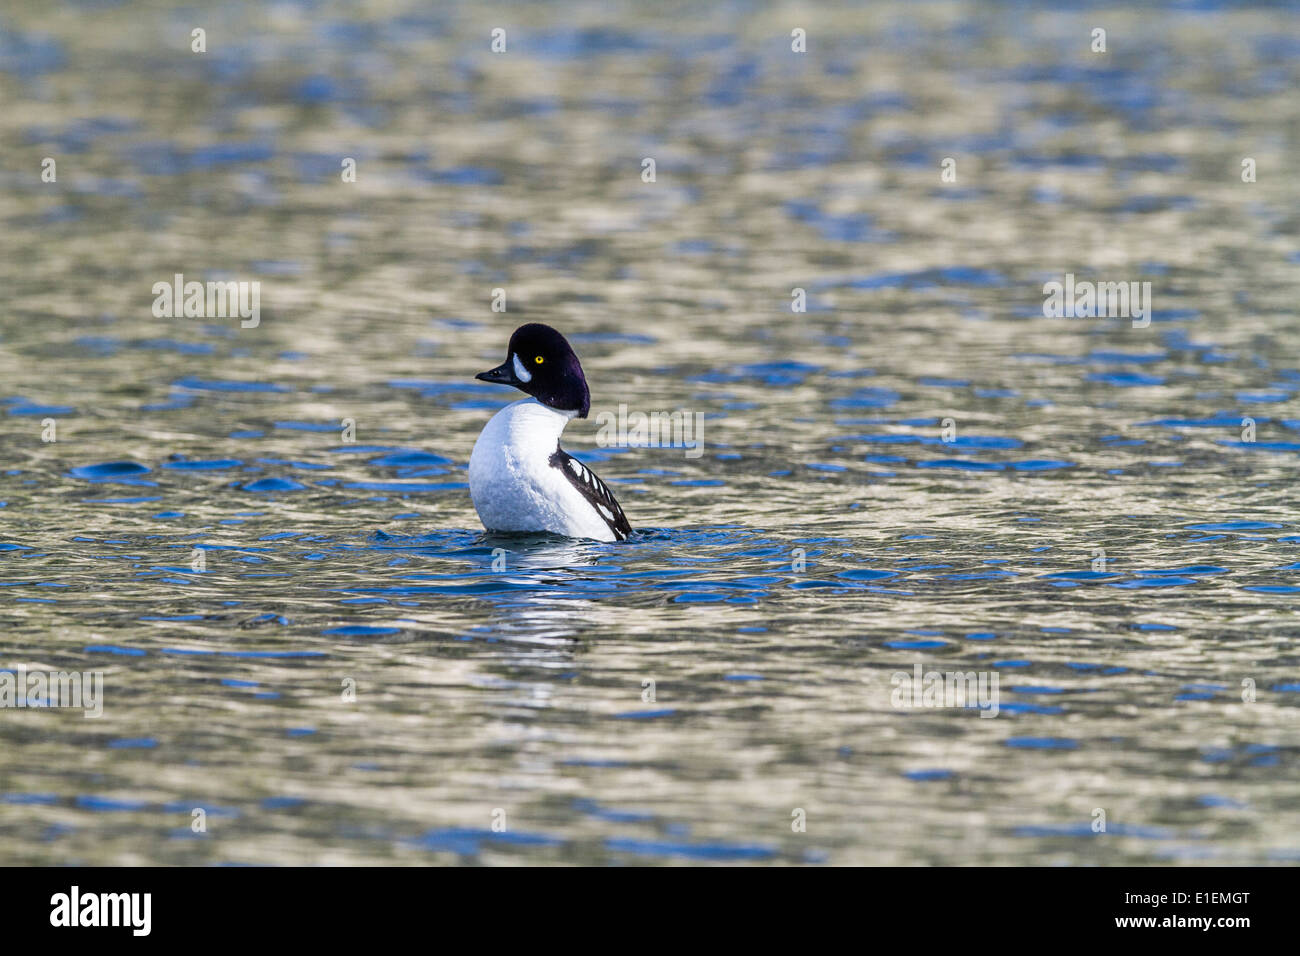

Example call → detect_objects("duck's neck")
499 397 577 451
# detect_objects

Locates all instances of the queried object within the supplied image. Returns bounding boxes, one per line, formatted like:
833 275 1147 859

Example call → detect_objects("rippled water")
2 1 1299 865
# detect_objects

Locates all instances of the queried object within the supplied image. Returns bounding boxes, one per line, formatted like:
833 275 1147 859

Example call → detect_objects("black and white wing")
549 445 633 541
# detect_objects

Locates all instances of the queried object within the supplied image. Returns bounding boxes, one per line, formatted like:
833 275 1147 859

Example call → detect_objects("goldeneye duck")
469 323 633 542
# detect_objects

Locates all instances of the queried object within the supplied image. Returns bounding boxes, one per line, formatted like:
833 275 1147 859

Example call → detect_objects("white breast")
468 398 619 542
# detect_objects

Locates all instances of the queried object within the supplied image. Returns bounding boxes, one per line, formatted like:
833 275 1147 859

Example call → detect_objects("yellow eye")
534 355 544 364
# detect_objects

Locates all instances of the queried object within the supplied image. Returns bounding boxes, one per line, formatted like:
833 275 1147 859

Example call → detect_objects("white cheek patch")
512 353 532 383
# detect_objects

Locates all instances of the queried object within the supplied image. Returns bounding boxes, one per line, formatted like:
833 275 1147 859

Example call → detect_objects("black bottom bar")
3 866 1283 941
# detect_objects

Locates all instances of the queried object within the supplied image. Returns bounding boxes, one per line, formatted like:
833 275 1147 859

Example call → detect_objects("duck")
469 323 632 542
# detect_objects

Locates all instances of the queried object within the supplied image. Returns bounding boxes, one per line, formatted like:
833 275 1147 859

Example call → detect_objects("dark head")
475 323 591 418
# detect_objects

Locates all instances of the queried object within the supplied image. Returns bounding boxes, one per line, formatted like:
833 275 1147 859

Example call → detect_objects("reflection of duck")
479 531 603 571
470 324 632 542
